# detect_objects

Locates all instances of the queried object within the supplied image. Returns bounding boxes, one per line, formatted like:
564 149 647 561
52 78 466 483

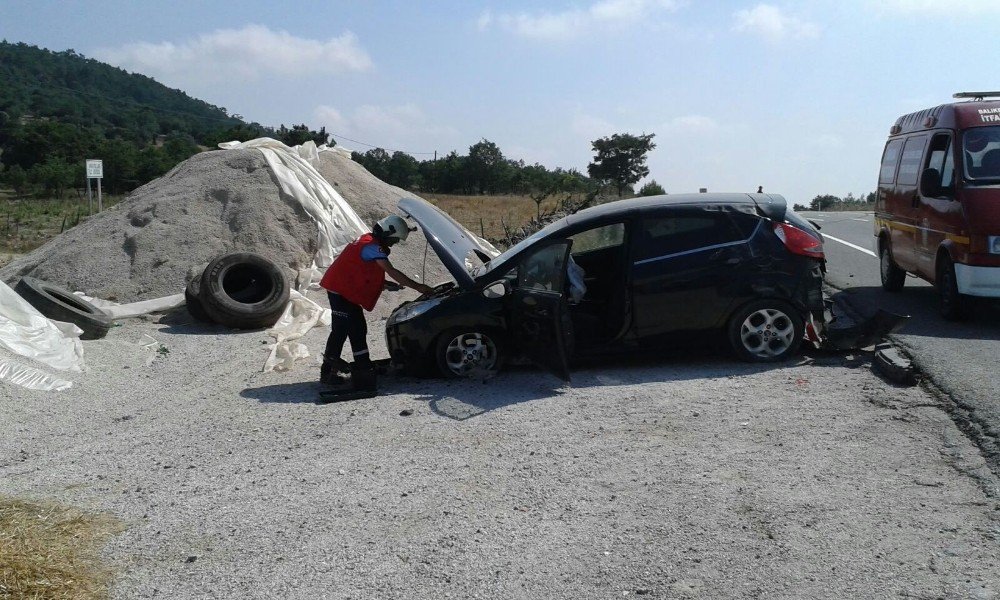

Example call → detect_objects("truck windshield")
963 126 1000 184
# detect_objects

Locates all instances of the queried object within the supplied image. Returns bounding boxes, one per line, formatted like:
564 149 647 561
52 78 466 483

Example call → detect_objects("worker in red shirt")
318 215 434 398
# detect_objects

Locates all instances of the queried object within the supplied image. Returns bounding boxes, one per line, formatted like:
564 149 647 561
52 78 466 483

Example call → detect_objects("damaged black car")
386 193 828 381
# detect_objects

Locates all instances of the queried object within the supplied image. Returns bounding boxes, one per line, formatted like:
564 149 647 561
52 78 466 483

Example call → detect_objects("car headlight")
388 298 441 325
990 236 1000 255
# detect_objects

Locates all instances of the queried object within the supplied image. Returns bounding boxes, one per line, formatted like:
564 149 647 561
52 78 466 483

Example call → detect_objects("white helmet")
375 215 412 243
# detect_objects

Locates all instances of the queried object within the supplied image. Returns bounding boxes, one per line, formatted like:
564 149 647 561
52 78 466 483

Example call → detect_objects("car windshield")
470 219 567 278
963 126 1000 184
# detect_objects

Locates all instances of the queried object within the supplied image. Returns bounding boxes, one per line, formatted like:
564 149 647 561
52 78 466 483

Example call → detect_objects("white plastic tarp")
0 280 83 391
218 138 367 269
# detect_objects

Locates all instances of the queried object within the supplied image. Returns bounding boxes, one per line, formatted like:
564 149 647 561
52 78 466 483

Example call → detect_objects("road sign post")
86 159 103 213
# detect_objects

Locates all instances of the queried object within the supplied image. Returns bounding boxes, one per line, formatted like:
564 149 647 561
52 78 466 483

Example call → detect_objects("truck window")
897 135 927 186
879 139 903 184
963 126 1000 181
925 134 954 188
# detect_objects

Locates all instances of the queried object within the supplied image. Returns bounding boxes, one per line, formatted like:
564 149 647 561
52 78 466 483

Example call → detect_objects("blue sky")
3 0 999 203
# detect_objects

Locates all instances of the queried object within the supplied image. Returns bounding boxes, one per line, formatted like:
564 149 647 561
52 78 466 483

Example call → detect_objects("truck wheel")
199 252 290 329
938 256 971 321
435 329 504 378
14 276 112 340
879 241 906 292
727 299 803 362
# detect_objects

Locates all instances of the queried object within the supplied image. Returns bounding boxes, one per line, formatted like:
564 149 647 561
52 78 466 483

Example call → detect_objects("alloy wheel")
442 332 499 376
738 308 796 359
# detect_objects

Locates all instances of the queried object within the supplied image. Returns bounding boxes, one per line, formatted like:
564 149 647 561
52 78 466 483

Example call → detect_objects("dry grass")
424 193 581 240
0 188 123 254
0 496 123 600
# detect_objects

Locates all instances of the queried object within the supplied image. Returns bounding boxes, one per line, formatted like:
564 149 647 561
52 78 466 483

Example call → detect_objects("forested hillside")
0 42 328 195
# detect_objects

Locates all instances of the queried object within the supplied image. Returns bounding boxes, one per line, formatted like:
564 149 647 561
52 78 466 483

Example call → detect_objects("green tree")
809 194 840 210
2 164 29 194
587 133 656 197
353 148 391 182
387 151 420 189
467 139 506 194
28 156 76 197
637 180 666 196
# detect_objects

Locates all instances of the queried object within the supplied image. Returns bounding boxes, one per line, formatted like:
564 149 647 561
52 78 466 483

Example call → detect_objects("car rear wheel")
727 300 804 362
938 255 971 321
435 329 504 378
879 241 906 292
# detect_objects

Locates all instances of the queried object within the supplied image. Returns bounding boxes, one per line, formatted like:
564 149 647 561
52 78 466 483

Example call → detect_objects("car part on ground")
14 276 112 340
726 299 804 362
872 343 917 386
198 252 290 329
435 329 504 378
184 276 212 322
823 308 909 351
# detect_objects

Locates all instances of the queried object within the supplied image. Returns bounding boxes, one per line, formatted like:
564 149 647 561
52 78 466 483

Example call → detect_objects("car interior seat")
980 149 1000 177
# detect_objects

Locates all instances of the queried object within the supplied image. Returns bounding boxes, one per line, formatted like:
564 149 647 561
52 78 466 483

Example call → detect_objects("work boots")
317 363 378 404
320 357 351 386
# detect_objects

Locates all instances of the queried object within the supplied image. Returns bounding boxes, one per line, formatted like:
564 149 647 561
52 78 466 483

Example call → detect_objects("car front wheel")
727 300 804 362
435 329 504 378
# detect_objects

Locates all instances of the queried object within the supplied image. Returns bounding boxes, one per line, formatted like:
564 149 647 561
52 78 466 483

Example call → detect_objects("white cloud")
732 4 820 41
94 25 372 83
663 115 720 133
314 104 459 154
876 0 1000 13
478 0 682 41
571 113 618 140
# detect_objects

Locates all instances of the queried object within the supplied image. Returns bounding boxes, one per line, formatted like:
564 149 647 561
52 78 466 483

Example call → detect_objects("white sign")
86 159 103 179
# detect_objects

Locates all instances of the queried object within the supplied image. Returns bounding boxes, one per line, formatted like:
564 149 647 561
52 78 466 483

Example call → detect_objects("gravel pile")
0 147 448 311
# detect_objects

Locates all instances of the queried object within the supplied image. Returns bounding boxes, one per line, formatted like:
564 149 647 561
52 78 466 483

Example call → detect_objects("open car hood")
398 197 501 290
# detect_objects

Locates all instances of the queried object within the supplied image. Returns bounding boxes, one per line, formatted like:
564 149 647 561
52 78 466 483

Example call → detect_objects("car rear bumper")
955 264 1000 297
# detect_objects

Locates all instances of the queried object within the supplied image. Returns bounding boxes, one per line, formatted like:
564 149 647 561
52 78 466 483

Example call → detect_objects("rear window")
879 139 903 184
636 210 745 261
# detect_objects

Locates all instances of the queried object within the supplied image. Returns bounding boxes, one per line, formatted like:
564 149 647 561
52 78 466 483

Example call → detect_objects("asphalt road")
802 210 1000 471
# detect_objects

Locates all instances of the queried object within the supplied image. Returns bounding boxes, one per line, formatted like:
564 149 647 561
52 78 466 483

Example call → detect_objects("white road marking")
824 233 877 257
851 218 869 222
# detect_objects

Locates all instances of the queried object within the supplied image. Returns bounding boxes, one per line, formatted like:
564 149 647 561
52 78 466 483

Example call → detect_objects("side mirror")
919 167 942 198
482 281 508 299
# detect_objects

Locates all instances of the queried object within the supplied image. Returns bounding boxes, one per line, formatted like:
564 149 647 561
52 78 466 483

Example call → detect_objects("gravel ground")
2 300 1000 599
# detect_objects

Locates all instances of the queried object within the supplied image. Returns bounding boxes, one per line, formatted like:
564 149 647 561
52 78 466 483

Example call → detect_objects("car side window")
518 243 569 292
925 133 954 188
897 135 928 186
879 139 903 184
635 211 744 262
568 223 624 255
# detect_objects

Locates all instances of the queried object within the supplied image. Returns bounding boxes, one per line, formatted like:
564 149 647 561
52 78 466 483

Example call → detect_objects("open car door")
511 241 574 382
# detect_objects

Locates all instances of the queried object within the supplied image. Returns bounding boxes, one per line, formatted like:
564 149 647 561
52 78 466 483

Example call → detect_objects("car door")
885 134 929 271
630 207 751 338
914 131 960 279
510 241 574 382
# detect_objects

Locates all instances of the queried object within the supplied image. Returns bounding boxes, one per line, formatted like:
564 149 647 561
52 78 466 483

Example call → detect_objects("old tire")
727 299 803 362
199 252 289 329
184 276 213 323
14 276 112 340
435 329 505 378
879 240 906 292
938 256 970 321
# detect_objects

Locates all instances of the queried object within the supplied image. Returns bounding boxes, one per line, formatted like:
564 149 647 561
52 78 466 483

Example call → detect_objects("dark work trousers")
324 292 371 367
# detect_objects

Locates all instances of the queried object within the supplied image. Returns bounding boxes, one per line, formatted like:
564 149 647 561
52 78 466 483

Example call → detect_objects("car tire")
184 276 213 323
434 328 505 378
727 299 804 363
938 255 971 321
879 240 906 292
199 252 290 329
14 276 112 340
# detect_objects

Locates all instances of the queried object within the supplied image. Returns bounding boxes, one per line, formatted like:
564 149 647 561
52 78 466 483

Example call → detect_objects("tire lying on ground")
198 252 290 329
14 276 113 340
184 276 213 323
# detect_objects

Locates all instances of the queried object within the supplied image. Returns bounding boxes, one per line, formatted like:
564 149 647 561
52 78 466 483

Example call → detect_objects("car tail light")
773 222 825 259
